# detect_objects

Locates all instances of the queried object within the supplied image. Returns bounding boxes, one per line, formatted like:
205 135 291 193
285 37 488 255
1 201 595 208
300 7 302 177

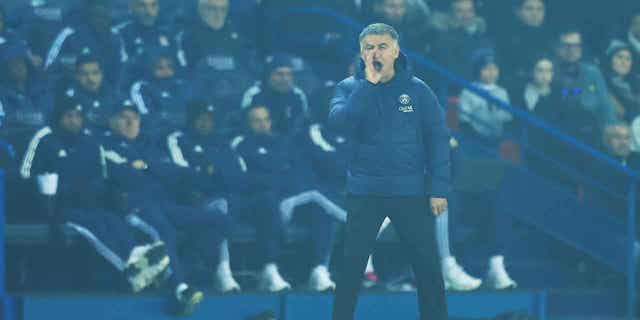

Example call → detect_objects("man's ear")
392 41 400 58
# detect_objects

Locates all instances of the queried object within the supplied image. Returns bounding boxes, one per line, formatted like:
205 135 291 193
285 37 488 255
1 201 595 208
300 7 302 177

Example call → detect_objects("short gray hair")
359 23 399 43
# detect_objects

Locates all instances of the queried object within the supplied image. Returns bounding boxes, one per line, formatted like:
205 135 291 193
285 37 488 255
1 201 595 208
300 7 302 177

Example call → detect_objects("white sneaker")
485 256 517 290
442 257 482 291
125 242 170 292
258 264 291 292
214 262 241 293
308 265 336 291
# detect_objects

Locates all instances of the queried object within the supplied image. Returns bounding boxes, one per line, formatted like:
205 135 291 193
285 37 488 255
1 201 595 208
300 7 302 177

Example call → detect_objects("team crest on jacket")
258 147 268 154
194 145 204 153
58 149 67 158
399 94 411 105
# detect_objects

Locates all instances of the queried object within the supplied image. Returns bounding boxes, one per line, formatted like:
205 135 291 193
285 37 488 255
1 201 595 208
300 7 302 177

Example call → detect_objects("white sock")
489 255 505 271
365 255 375 273
435 210 452 259
175 282 188 298
217 240 231 275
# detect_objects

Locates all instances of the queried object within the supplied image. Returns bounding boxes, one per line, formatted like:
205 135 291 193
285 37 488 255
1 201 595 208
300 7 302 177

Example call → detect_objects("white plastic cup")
37 173 59 195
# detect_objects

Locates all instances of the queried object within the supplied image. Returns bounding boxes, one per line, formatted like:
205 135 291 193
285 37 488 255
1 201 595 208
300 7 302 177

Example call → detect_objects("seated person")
232 104 342 292
100 99 235 313
18 92 171 294
113 0 183 89
459 52 513 147
241 54 309 136
44 0 125 84
130 49 192 136
180 0 257 107
58 54 120 134
0 44 51 142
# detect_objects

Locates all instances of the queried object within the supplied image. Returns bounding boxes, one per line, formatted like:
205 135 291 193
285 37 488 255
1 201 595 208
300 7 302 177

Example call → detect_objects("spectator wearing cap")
18 92 172 294
44 0 126 84
459 52 512 143
431 0 494 90
166 101 255 293
603 40 640 122
129 49 193 136
493 0 553 86
553 28 618 129
101 98 236 314
241 54 309 135
62 54 118 134
0 44 51 138
231 104 341 292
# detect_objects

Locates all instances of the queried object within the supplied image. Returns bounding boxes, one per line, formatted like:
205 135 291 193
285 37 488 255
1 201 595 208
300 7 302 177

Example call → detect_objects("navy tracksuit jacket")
329 53 451 197
100 131 232 279
18 125 144 274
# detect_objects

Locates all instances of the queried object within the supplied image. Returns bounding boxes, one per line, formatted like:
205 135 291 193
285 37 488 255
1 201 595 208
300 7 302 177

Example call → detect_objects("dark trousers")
332 195 447 320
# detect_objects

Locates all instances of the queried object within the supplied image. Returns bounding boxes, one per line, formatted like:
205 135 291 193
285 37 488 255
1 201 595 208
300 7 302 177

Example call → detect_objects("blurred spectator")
44 0 126 84
431 0 494 87
510 56 576 185
553 28 618 128
113 0 182 88
5 0 66 62
101 99 235 314
130 49 192 135
365 0 434 56
112 0 179 63
178 0 255 68
459 52 513 143
232 105 341 292
622 10 640 73
0 5 43 69
180 0 257 110
62 54 117 134
166 101 254 292
591 122 639 219
241 54 309 136
18 93 171 294
602 122 635 164
603 40 640 122
494 0 553 86
0 44 51 137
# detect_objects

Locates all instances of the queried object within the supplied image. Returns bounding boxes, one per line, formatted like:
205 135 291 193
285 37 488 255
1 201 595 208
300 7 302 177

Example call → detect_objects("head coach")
330 23 450 320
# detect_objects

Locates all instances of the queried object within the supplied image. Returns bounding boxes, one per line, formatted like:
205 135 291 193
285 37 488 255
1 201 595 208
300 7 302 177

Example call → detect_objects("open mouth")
373 61 382 71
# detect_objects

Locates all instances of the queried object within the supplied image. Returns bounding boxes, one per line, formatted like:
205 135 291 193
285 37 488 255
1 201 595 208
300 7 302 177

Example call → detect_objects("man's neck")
380 69 396 83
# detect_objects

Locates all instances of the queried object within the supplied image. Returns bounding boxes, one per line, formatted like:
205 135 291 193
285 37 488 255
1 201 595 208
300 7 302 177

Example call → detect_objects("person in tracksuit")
101 99 233 314
330 24 450 320
129 48 192 136
61 54 118 134
179 0 258 109
0 44 51 138
241 54 309 136
232 104 342 292
165 101 254 292
44 0 126 84
0 5 43 69
112 0 182 88
18 92 170 293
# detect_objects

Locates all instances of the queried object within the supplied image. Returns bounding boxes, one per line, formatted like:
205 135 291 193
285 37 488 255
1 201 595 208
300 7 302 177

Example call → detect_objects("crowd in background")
2 0 640 313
